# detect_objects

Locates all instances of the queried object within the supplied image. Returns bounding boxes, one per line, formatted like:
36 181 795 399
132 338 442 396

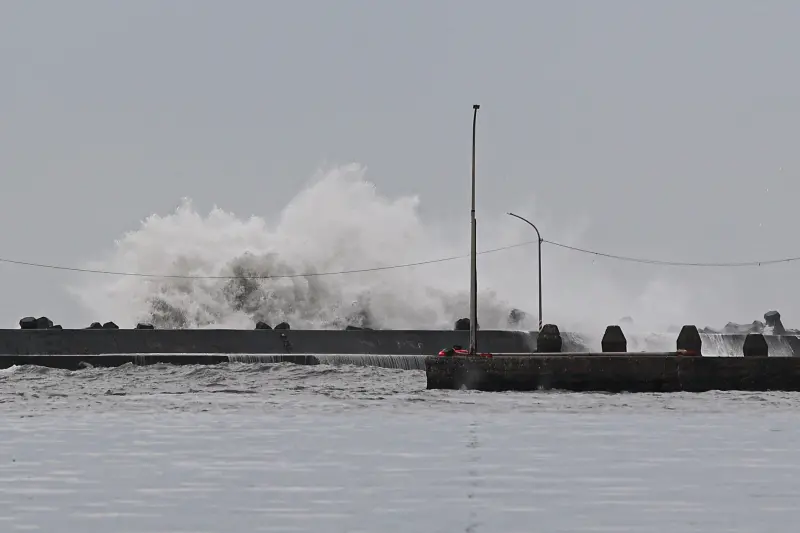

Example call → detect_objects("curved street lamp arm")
507 212 542 243
506 212 544 332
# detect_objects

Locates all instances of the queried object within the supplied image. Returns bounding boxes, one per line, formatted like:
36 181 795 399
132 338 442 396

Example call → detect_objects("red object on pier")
438 346 493 358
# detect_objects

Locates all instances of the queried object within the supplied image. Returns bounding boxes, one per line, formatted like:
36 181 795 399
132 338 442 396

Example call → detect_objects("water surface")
1 363 799 532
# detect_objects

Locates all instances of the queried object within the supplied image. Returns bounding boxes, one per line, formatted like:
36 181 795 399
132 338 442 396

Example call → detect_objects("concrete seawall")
424 324 800 392
424 354 800 392
0 329 537 356
0 329 798 357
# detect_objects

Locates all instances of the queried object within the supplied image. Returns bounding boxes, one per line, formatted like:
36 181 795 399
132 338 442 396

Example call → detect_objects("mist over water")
70 164 701 333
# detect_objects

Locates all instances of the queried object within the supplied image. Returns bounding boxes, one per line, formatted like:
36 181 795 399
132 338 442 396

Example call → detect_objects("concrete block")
601 325 626 353
677 325 702 355
536 324 562 353
743 333 768 357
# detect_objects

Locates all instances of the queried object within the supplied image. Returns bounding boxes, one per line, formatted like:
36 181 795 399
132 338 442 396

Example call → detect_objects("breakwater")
425 354 800 392
426 325 800 392
0 329 535 356
3 327 800 357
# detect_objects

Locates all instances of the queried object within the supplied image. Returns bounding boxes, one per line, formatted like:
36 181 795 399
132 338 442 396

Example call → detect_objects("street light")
507 212 543 331
469 105 480 354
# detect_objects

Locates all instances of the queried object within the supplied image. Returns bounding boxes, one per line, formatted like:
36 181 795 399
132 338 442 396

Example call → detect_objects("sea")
4 164 796 531
2 361 799 533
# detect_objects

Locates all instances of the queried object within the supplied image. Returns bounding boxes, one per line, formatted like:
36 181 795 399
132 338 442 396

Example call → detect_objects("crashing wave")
68 164 775 334
69 165 541 331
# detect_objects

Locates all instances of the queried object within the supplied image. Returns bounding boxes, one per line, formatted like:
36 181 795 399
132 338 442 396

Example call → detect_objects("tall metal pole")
469 105 480 354
507 212 543 331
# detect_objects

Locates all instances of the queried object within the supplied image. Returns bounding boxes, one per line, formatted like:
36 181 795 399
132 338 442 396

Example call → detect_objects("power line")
0 240 538 280
543 240 800 267
1 237 798 280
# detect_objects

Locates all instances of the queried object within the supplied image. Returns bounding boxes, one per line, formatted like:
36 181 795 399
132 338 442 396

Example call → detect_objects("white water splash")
69 164 693 332
69 165 534 330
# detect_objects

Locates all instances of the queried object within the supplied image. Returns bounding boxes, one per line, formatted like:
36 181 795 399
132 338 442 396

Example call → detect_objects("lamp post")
507 212 543 331
469 105 480 354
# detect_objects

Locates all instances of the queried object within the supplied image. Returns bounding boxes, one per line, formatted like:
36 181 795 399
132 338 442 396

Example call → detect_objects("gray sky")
2 0 800 330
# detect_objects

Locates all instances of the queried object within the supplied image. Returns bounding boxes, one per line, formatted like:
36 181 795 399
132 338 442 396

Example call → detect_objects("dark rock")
345 325 373 331
19 317 37 329
275 322 291 330
454 317 478 331
537 324 562 353
255 321 272 330
87 322 103 329
743 333 768 357
135 323 155 329
102 321 119 329
764 310 786 335
50 325 62 330
677 325 702 355
35 316 53 329
601 325 627 353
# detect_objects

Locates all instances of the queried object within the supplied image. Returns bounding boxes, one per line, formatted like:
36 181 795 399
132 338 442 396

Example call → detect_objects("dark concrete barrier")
426 324 800 392
0 328 798 357
0 329 538 356
677 325 702 355
743 333 768 357
601 325 626 353
1 323 799 360
536 324 562 353
425 354 800 392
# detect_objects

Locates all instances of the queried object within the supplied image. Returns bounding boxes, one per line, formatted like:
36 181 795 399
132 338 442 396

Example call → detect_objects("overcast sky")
2 0 800 330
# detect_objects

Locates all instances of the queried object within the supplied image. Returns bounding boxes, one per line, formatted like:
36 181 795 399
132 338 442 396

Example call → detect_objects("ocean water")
2 362 800 532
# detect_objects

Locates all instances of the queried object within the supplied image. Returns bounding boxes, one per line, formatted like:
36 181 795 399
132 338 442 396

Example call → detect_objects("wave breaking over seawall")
65 164 780 337
564 331 800 357
69 165 535 331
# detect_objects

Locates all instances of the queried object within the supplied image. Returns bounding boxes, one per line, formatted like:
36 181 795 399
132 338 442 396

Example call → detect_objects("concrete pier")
424 354 800 392
425 324 800 392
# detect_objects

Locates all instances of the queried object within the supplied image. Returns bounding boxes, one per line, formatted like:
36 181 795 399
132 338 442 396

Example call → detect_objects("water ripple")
1 363 800 531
